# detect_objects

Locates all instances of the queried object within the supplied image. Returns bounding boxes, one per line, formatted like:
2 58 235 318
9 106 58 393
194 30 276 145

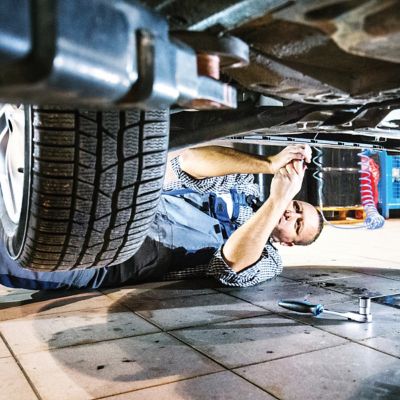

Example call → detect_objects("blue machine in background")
379 151 400 218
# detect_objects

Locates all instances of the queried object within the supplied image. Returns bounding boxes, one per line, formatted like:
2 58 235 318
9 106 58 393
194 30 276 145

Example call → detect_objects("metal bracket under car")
0 0 244 110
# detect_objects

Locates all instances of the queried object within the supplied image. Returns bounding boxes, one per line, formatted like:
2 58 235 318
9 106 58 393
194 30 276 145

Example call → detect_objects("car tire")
0 105 169 271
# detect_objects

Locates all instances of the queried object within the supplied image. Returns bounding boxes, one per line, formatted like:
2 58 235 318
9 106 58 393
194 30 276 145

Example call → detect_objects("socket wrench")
278 296 372 323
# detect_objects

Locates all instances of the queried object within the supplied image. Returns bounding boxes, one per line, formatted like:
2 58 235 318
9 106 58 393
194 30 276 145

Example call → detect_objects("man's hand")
268 144 312 174
270 160 306 203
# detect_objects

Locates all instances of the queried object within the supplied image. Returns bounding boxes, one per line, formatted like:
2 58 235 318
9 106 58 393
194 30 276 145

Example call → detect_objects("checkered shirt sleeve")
207 243 283 287
164 156 260 196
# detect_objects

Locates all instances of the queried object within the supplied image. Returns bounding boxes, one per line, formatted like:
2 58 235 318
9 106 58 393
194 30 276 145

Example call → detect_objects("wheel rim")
0 104 25 224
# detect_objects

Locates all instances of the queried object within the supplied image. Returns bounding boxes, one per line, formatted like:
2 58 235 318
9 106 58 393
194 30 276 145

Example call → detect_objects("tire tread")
18 107 168 271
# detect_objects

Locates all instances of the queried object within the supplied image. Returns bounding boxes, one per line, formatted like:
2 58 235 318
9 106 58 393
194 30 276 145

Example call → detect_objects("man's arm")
222 161 305 272
178 144 311 179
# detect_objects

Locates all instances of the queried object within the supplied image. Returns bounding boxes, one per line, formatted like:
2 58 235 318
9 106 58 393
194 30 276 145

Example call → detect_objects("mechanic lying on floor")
0 144 323 290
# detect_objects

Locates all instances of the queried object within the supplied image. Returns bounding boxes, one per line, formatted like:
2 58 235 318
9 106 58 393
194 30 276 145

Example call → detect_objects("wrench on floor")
278 296 372 323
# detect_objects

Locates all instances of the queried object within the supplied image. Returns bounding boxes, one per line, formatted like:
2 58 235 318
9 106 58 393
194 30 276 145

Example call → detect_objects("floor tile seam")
280 275 364 283
0 287 108 302
8 329 167 357
163 310 273 333
354 271 400 281
0 303 121 322
95 296 177 332
288 276 366 284
351 338 400 360
231 341 351 371
167 325 349 372
115 305 171 332
269 308 400 353
209 289 275 309
0 334 10 359
99 289 242 320
279 268 362 277
280 280 364 294
309 281 400 299
307 282 368 298
278 313 400 359
0 331 43 400
92 370 233 400
228 369 281 400
330 271 400 282
128 292 269 311
99 288 220 302
115 295 271 331
166 329 237 372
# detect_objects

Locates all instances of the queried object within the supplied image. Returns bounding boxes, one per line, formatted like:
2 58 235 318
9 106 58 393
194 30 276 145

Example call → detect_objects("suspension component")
172 31 249 109
172 31 250 69
0 0 239 110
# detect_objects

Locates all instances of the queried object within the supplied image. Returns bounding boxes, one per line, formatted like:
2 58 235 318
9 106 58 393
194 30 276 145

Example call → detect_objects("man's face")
271 200 320 246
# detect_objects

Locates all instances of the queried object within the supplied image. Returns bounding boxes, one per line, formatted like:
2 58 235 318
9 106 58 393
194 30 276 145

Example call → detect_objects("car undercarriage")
0 0 399 271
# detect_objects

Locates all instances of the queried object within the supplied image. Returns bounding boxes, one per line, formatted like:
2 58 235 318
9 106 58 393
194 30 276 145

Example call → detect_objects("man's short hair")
299 208 324 246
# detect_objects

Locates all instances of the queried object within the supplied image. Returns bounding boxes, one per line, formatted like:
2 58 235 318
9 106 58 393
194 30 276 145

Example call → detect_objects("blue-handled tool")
278 297 372 323
278 300 324 316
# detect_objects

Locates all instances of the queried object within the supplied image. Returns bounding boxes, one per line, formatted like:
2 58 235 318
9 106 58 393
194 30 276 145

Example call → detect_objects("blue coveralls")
0 189 256 290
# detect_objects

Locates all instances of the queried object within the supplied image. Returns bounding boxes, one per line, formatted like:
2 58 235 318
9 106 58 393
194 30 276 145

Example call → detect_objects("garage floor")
1 220 400 400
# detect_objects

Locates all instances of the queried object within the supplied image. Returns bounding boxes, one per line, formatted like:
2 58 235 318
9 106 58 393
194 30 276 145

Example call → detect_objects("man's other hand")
270 160 307 203
268 144 312 174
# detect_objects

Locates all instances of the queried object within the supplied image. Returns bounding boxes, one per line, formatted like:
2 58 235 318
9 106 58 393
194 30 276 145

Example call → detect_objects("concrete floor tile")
220 279 354 313
126 293 269 330
362 335 400 358
0 305 159 355
0 357 38 400
310 275 400 298
172 314 347 369
0 221 398 399
352 268 400 281
105 371 275 400
0 336 10 358
18 333 222 400
0 289 114 321
101 279 217 303
286 300 400 343
235 342 400 400
280 267 363 282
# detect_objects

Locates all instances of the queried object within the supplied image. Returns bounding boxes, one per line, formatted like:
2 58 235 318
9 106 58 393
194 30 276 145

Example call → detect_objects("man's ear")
280 241 295 247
